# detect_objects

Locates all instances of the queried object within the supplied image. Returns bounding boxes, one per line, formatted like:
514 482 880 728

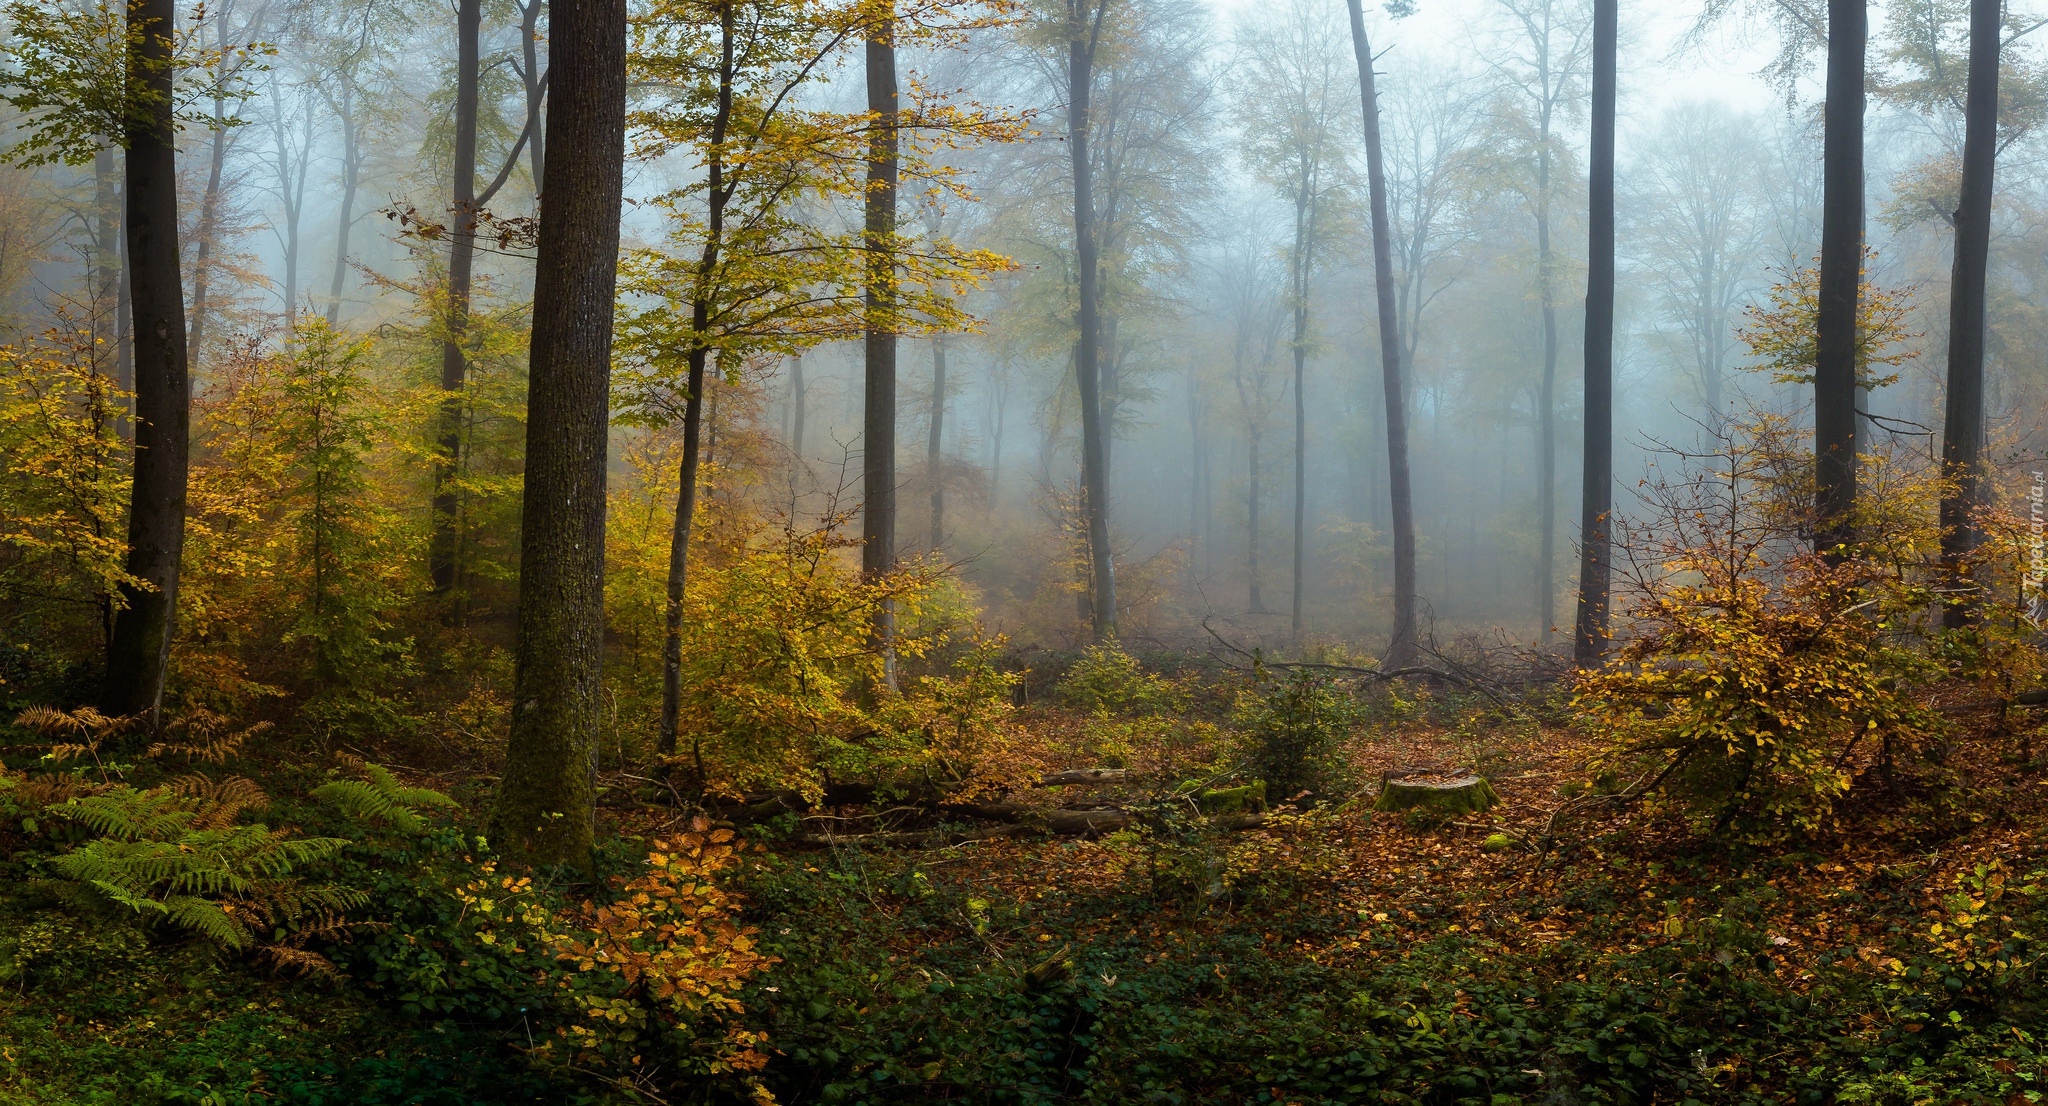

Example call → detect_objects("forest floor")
3 694 2047 1104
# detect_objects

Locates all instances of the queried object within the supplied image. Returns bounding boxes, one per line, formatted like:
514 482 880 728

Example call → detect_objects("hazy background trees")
3 0 2047 678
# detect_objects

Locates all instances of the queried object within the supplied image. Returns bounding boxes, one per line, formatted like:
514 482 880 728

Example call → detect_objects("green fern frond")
314 763 454 834
51 789 200 841
158 895 252 950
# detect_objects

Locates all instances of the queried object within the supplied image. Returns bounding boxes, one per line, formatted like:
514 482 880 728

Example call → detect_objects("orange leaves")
550 822 777 1022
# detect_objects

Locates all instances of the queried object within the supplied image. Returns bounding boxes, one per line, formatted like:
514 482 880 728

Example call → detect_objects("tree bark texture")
1573 0 1616 665
1069 0 1117 639
1815 0 1867 556
490 0 626 866
1938 0 2000 625
431 0 483 596
863 9 902 685
104 0 191 723
1347 0 1418 667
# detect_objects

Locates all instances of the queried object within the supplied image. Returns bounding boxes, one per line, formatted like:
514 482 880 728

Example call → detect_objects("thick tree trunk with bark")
863 9 901 688
1069 0 1117 639
1815 0 1866 556
1346 0 1418 667
1938 0 2000 626
430 0 483 597
490 0 626 867
1573 0 1616 665
104 0 191 724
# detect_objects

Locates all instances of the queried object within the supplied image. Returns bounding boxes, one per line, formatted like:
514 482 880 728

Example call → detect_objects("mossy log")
1372 774 1500 817
1196 781 1267 815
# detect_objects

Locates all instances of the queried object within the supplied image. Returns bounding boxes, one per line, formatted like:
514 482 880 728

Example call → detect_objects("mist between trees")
1 0 2043 722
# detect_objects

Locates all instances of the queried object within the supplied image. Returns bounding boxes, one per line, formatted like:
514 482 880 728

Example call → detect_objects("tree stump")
1372 772 1500 817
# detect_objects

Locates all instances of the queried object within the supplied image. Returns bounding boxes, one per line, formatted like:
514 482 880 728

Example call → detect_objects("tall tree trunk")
1187 373 1202 550
91 147 126 404
1535 116 1558 640
325 83 361 327
929 334 947 550
1815 0 1866 556
1289 187 1310 644
1573 0 1616 666
278 103 308 319
187 94 227 361
1069 0 1117 639
1248 428 1264 613
104 0 191 723
431 0 483 597
1939 0 2000 626
863 4 901 688
656 1 733 762
790 353 806 459
519 0 547 185
1347 0 1418 667
490 0 626 866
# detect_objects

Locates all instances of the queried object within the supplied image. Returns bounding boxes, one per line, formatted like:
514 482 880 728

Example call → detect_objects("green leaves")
0 0 267 167
49 784 360 950
312 760 458 835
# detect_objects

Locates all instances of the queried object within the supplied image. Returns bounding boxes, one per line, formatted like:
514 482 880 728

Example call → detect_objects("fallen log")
1037 768 1129 787
1372 773 1500 818
1046 808 1131 836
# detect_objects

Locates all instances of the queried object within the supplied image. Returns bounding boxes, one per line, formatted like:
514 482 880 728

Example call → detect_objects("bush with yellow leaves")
1573 413 1949 842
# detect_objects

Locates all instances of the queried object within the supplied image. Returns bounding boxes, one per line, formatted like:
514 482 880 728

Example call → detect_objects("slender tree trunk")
431 0 483 596
1573 0 1616 665
990 371 1007 510
187 95 227 361
929 333 946 551
790 353 806 459
490 0 626 866
657 1 733 760
863 4 901 688
658 354 708 760
1069 0 1116 638
91 149 125 395
1535 122 1558 640
1815 0 1866 556
520 0 547 185
279 106 308 319
326 84 361 327
104 0 191 723
1289 187 1310 644
1939 0 2000 626
1347 0 1418 666
1248 428 1264 613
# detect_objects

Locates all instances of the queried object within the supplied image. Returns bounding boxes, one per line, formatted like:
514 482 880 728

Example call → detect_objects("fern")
47 785 363 951
314 759 457 833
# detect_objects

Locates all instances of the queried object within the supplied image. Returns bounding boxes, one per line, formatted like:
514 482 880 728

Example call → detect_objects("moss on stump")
1371 774 1500 817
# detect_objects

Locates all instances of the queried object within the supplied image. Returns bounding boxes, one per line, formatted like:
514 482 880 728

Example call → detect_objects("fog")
7 0 2044 656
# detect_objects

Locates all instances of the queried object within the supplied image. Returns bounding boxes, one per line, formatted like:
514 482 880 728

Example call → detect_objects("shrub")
1054 641 1176 716
1574 415 1947 842
1231 665 1361 802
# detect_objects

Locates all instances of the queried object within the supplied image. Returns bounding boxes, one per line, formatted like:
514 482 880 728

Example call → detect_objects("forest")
1 0 2046 1100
